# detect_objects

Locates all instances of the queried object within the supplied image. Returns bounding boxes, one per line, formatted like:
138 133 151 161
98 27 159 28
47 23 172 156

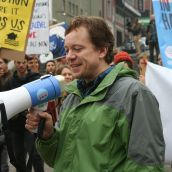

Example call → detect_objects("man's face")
65 27 108 82
14 60 27 75
27 57 39 73
139 58 146 69
46 62 56 74
0 58 8 77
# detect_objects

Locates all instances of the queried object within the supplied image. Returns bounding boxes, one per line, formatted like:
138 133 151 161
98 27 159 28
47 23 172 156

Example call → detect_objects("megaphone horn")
0 74 65 123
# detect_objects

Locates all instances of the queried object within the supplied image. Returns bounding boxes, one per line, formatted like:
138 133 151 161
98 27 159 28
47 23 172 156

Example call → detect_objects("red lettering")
28 31 37 38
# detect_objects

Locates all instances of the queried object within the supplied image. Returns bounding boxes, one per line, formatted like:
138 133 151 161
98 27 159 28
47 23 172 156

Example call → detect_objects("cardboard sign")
0 0 35 60
0 48 25 61
26 0 49 54
0 0 35 51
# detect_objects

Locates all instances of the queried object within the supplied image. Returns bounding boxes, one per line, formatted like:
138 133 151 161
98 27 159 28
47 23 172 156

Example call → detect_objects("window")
105 0 112 19
71 3 74 15
80 9 83 15
76 5 78 16
117 31 123 47
68 2 71 14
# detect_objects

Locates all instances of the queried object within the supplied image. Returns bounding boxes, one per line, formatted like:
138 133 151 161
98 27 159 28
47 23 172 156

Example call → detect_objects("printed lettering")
160 0 170 11
162 13 172 30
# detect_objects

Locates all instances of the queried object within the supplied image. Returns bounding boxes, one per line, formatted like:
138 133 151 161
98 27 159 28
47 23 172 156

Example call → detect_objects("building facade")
52 0 102 24
51 0 143 47
114 0 141 46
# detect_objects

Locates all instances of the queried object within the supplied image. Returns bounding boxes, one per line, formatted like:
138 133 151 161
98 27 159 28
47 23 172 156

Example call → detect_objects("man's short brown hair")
65 16 114 64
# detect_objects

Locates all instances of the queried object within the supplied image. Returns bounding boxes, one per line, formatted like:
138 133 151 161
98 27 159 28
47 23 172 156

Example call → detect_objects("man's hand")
25 108 54 140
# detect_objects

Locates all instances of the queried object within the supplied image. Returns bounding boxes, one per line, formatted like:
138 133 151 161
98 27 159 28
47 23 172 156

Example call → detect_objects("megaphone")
0 74 65 123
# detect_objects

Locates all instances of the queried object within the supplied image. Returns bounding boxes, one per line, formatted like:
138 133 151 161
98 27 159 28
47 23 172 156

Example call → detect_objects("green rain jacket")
36 63 165 172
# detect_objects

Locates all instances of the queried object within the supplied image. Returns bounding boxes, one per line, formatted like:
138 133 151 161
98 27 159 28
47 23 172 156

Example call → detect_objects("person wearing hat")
114 51 134 69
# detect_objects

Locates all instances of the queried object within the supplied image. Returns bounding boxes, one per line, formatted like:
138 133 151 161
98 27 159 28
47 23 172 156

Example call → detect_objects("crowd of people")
0 15 166 172
0 55 74 172
127 15 160 64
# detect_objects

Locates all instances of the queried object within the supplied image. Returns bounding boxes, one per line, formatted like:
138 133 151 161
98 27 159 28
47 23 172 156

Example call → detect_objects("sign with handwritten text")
152 0 172 68
0 0 35 51
26 0 49 54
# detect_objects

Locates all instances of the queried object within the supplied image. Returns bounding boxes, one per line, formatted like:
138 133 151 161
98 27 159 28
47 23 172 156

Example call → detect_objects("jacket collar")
66 62 137 99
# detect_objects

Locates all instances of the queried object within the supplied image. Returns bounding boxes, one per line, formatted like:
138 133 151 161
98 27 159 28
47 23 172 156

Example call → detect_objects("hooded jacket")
36 63 165 172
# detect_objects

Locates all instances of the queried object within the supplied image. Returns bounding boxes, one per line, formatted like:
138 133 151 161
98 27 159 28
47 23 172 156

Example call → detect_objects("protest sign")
0 0 35 60
26 0 49 54
152 0 172 68
146 62 172 163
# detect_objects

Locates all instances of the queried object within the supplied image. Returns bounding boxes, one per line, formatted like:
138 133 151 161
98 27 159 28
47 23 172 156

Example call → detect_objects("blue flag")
49 34 66 58
49 22 68 58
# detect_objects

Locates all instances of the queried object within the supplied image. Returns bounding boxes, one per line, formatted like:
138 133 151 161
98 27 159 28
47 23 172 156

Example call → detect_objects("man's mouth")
70 64 80 68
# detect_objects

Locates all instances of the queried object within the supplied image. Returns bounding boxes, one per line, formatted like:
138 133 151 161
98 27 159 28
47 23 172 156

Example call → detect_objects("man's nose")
65 74 70 78
66 50 76 59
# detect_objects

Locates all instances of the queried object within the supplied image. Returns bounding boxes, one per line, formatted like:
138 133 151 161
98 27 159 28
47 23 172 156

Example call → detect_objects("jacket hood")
65 62 138 95
116 62 138 79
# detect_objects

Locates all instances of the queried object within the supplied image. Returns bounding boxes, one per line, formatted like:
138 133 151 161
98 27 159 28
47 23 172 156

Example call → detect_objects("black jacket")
8 70 40 132
0 71 12 92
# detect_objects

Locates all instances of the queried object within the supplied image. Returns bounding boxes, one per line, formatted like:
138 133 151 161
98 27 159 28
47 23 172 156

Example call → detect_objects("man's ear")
99 47 108 59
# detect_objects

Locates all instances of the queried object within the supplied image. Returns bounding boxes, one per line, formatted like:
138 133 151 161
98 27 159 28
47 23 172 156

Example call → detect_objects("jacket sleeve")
36 128 59 167
122 84 165 172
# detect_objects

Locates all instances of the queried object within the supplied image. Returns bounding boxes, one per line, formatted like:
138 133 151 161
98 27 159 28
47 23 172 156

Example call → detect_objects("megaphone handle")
37 118 46 138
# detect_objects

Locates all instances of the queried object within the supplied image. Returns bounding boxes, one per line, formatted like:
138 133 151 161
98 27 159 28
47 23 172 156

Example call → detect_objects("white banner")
26 0 49 54
145 62 172 163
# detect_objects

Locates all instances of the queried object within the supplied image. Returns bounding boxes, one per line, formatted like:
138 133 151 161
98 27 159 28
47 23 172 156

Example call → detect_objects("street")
9 160 172 172
9 161 53 172
166 164 172 172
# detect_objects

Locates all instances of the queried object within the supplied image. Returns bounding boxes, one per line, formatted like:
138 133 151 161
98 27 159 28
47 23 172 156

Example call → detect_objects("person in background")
146 15 159 63
0 58 11 91
157 55 163 66
45 60 57 75
26 55 40 74
8 58 42 172
44 60 58 125
138 52 149 84
25 16 165 172
56 64 73 83
55 56 67 68
55 64 74 118
113 51 134 69
0 58 10 172
131 18 142 55
25 55 45 172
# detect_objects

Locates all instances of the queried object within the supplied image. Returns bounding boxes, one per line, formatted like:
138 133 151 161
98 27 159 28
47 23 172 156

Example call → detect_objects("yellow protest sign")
0 0 35 52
